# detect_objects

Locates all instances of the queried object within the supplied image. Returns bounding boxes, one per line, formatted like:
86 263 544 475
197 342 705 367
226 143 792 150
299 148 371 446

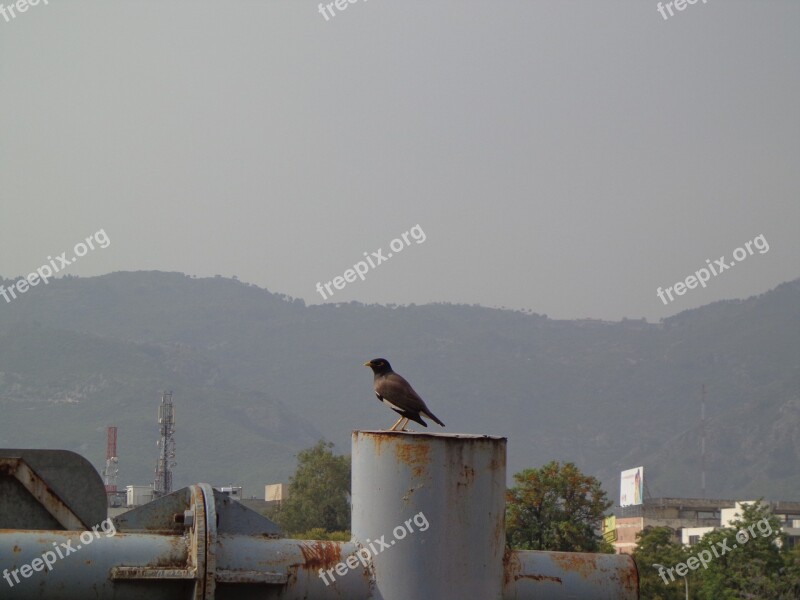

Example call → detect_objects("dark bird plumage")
364 358 445 431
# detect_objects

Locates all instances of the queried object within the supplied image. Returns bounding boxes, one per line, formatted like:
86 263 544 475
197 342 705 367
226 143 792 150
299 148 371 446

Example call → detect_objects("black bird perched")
364 358 445 431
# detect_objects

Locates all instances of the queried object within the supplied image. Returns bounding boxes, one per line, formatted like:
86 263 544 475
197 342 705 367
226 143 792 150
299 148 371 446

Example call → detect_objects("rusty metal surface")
214 536 371 599
190 483 210 600
115 485 281 537
213 488 281 536
503 549 639 600
0 458 89 530
0 449 107 530
0 442 638 600
111 566 196 580
352 430 508 600
114 486 195 534
0 530 189 600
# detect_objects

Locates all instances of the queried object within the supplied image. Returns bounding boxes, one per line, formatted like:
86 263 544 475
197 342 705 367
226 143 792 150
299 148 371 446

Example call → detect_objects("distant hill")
0 271 798 501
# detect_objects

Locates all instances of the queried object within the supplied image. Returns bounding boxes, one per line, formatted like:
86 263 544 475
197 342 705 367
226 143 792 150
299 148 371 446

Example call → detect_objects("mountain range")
0 271 797 502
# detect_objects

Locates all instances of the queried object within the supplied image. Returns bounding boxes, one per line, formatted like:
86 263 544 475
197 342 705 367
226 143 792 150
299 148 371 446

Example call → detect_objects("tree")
783 544 800 600
505 461 612 552
269 440 351 536
632 527 689 600
692 501 790 600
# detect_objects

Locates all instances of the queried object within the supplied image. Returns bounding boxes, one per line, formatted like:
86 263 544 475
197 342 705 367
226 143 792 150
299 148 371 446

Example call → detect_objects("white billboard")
620 466 644 507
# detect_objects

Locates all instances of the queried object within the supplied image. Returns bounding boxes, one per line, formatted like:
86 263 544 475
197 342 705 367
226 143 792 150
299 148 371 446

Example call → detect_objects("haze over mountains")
0 271 797 502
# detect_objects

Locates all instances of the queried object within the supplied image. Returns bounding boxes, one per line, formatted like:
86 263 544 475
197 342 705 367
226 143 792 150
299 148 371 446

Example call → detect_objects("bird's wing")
375 373 428 414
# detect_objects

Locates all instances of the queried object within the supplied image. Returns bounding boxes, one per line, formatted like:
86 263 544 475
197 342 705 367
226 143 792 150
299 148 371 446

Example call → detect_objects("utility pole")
700 383 706 499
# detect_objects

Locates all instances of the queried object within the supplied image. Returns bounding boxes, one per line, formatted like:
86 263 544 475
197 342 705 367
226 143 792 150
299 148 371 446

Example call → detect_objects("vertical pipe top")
352 430 507 600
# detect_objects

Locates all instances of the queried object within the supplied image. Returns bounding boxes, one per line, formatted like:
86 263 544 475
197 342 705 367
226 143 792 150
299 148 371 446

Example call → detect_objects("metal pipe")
352 431 507 600
1 438 639 599
351 431 638 600
0 483 372 600
0 530 188 600
504 549 639 599
0 530 373 600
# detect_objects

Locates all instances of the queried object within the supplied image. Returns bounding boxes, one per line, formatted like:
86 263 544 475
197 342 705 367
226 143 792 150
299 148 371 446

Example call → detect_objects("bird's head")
364 358 393 375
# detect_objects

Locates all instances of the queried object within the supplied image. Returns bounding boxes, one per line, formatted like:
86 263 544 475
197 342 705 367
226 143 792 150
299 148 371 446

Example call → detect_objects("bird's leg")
389 416 404 431
399 418 410 431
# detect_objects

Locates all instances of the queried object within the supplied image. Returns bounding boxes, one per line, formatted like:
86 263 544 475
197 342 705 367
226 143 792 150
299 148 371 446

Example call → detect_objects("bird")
364 358 445 432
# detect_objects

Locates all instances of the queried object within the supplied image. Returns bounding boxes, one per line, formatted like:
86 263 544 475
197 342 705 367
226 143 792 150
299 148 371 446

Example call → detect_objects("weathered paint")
1 443 639 599
0 458 88 530
503 549 639 600
299 541 344 571
0 449 108 530
352 431 508 600
0 530 189 600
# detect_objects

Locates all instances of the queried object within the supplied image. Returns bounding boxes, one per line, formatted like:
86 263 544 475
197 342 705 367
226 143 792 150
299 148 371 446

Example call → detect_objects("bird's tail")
424 410 445 427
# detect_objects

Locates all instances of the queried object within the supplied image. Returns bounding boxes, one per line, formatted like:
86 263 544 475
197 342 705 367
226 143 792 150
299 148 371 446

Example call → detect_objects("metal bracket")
0 457 90 530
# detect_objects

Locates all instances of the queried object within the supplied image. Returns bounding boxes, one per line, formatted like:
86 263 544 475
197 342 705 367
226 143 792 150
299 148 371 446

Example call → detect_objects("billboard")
620 466 644 507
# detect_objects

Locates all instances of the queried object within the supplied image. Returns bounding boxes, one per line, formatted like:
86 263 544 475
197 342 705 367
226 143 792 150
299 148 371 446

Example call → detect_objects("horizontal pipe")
215 536 371 599
0 530 187 600
0 530 372 600
503 549 639 600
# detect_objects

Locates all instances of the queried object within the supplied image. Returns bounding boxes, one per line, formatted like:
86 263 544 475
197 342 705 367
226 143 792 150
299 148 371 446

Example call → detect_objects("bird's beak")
363 361 372 367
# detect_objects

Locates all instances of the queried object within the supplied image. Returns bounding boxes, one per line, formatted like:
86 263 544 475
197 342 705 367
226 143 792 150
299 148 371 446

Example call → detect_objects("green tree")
505 461 612 552
783 544 800 600
693 501 790 600
632 527 689 600
269 440 351 536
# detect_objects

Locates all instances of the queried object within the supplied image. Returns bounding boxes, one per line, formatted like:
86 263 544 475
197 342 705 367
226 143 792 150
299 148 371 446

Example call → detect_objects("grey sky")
1 0 798 321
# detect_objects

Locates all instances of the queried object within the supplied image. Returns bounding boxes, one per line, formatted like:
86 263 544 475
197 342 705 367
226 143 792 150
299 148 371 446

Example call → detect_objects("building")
216 485 243 501
125 485 154 508
612 497 800 554
265 483 289 504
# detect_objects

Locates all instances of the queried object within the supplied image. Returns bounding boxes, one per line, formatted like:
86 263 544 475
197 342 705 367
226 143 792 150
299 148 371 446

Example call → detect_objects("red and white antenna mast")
103 426 119 495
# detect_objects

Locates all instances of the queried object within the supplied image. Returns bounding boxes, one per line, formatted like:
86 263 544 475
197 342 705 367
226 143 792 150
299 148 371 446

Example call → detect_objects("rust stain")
518 573 562 584
457 465 475 487
493 509 506 550
551 552 600 579
489 453 507 471
402 484 423 504
285 564 299 586
298 541 342 571
503 548 518 586
362 432 386 457
503 549 565 586
0 461 19 476
620 554 639 592
395 442 430 478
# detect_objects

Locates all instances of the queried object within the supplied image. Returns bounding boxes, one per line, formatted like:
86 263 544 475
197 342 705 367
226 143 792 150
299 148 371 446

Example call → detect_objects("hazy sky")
1 0 798 321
